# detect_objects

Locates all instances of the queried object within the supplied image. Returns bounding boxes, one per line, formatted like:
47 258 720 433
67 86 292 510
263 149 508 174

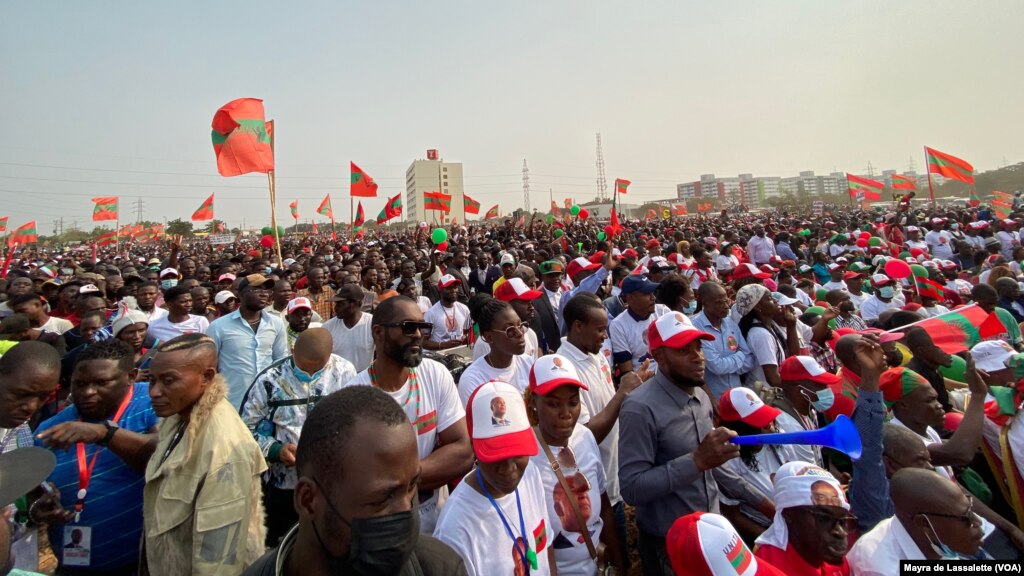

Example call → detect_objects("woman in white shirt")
715 242 740 277
525 355 625 576
458 299 536 407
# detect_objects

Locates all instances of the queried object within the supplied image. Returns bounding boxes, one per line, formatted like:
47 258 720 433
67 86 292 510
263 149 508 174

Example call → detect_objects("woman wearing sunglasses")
458 299 536 407
526 354 625 576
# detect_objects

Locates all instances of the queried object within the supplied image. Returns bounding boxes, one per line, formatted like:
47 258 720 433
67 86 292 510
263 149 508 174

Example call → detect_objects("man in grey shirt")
618 312 774 576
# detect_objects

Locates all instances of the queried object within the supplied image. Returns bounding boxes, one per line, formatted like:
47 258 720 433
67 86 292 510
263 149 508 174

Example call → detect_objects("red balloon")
437 241 449 252
260 234 274 249
856 238 869 248
884 259 911 279
579 208 590 220
859 231 871 240
604 225 615 237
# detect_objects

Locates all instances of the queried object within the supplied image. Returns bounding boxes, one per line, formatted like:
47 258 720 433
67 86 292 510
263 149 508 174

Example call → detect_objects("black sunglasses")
918 496 976 526
379 321 433 337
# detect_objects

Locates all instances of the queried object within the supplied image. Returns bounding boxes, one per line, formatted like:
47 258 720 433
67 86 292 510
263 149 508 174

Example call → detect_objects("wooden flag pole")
924 146 936 210
267 171 283 265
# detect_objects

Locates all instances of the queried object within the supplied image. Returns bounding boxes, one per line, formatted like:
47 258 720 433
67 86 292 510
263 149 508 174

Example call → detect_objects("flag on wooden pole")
9 221 37 246
925 146 974 184
316 195 334 219
484 205 499 219
191 194 215 221
463 195 481 214
211 98 275 177
615 179 631 195
91 197 118 221
289 201 299 220
350 162 378 197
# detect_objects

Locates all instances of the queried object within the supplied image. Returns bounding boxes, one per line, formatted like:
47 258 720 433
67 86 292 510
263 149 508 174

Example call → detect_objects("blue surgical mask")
879 286 895 299
265 267 272 275
292 361 325 383
801 386 835 412
682 300 697 315
921 516 961 560
160 279 178 289
325 255 334 262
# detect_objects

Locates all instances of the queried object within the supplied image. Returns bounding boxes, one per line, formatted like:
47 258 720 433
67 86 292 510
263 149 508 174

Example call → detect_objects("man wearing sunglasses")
343 295 473 534
754 461 854 575
848 468 986 571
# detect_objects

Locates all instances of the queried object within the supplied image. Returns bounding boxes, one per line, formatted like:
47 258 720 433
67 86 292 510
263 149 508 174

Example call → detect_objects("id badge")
62 525 92 567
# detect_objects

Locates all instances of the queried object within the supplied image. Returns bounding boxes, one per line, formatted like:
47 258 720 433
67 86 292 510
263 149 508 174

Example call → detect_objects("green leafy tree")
165 218 194 237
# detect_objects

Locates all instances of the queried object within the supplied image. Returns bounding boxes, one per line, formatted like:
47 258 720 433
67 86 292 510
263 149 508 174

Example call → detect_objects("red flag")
289 200 299 220
891 174 917 190
484 205 499 219
312 222 319 234
91 197 118 221
350 162 378 197
9 222 37 247
211 98 274 177
564 198 572 209
673 204 688 215
352 202 365 230
847 174 883 201
0 217 8 233
907 305 1004 354
424 192 452 212
925 146 974 184
614 178 630 195
609 208 622 238
316 195 334 219
191 194 215 221
464 195 481 214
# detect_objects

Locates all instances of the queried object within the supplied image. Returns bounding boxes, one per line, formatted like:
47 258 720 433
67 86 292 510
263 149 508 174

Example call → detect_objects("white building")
406 155 466 225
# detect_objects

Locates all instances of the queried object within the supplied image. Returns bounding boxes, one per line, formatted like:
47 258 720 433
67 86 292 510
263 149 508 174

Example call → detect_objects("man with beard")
133 282 168 324
619 312 772 576
296 267 336 321
424 275 472 350
323 285 374 373
827 289 866 331
243 386 468 576
147 285 210 341
207 274 289 409
343 296 473 534
282 297 318 352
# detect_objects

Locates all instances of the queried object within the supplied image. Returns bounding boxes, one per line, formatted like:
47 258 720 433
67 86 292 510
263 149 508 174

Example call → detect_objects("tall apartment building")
405 152 466 224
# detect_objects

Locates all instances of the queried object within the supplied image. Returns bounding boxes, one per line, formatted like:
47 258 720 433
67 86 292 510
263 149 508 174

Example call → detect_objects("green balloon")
431 228 448 244
546 214 554 225
277 226 285 237
815 289 828 301
798 229 812 236
806 306 826 316
899 251 911 259
939 354 967 382
868 237 882 247
554 229 564 239
828 319 837 330
261 226 273 235
597 232 606 241
570 204 581 216
910 264 929 278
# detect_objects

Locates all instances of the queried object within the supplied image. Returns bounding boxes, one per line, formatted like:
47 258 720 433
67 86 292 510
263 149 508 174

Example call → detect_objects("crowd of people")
2 195 1024 575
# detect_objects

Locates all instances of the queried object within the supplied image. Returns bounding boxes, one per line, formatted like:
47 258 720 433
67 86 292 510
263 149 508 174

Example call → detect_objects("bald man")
240 327 357 544
848 468 987 570
144 334 268 576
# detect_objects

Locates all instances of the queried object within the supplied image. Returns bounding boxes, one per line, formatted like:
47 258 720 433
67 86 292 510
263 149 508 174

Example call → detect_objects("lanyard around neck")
75 387 133 519
475 467 536 573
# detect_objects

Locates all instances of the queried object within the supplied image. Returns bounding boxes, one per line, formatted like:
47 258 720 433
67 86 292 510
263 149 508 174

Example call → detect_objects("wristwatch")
98 420 120 445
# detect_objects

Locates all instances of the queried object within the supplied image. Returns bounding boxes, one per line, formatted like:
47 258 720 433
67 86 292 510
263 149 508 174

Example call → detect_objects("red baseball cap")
667 512 786 576
718 388 781 428
494 278 543 302
622 248 639 259
566 257 601 280
645 238 661 250
437 274 459 289
466 381 538 463
732 263 771 280
843 271 863 280
529 354 588 396
647 312 714 350
779 356 841 386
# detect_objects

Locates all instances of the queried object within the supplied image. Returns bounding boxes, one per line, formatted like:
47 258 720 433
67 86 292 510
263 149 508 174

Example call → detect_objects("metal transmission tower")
522 159 531 213
132 198 145 223
865 161 875 178
907 156 917 173
595 132 608 201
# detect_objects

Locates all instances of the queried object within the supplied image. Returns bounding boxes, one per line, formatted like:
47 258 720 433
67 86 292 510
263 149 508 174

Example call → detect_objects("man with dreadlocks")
142 334 267 576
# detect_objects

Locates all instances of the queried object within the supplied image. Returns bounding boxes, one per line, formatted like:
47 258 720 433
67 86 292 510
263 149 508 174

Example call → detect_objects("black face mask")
312 478 420 576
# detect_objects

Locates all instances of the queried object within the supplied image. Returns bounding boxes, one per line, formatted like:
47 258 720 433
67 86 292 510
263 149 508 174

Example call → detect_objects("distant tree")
165 219 194 237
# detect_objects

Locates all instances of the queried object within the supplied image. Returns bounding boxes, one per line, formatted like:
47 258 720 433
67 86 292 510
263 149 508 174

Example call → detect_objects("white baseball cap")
214 290 238 305
286 297 312 315
529 355 588 396
970 340 1016 373
718 388 781 428
466 381 538 463
437 274 459 289
499 253 516 266
667 512 785 576
647 312 712 351
159 267 179 279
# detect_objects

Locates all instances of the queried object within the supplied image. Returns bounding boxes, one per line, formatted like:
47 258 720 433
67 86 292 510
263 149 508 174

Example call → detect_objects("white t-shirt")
608 304 673 372
323 313 374 373
434 462 552 576
424 301 472 344
925 230 956 259
458 354 536 408
144 307 169 323
473 328 540 361
847 291 867 310
745 324 785 386
529 424 606 576
558 339 620 506
345 358 464 533
859 295 898 323
40 316 73 335
775 410 822 467
146 314 209 341
821 280 847 292
715 254 738 273
890 416 955 482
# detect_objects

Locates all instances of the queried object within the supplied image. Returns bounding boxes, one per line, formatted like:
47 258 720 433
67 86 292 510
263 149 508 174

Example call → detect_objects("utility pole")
595 132 608 202
522 159 531 214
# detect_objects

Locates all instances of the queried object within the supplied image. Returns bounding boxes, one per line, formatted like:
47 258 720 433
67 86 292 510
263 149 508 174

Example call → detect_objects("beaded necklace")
368 362 420 420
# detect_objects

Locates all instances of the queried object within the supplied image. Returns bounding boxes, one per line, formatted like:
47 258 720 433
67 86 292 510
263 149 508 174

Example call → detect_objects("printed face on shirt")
552 472 592 533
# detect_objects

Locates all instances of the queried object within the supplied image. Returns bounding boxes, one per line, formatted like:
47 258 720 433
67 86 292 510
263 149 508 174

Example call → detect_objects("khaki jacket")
143 375 267 576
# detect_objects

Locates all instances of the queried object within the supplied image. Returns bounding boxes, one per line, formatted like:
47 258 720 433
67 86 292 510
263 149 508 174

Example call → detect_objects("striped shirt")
35 383 158 571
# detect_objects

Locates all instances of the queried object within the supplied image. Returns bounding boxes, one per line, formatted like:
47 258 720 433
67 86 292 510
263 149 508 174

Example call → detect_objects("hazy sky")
2 1 1022 232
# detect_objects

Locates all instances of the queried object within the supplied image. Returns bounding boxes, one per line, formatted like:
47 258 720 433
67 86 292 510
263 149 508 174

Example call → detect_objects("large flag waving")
192 194 215 221
892 305 1004 354
0 217 8 233
211 98 275 177
925 146 974 184
317 195 334 220
484 205 499 219
289 201 299 220
95 230 118 246
615 178 631 195
464 195 481 214
847 174 883 201
424 192 452 212
9 221 37 246
351 162 378 197
891 174 917 190
91 197 118 221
